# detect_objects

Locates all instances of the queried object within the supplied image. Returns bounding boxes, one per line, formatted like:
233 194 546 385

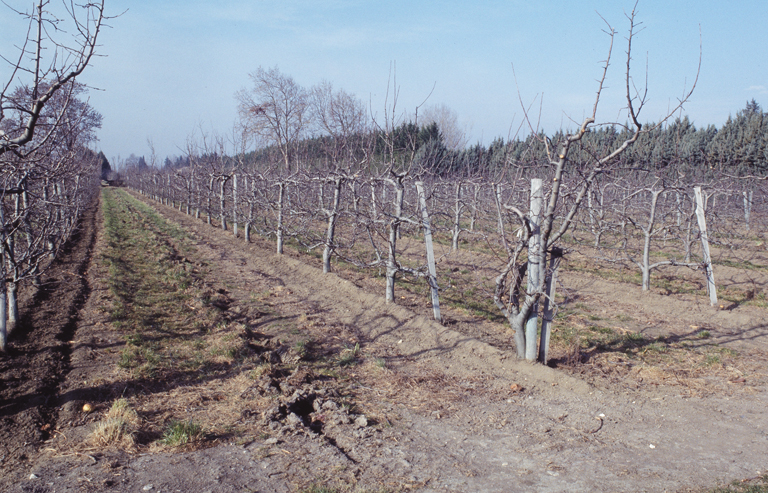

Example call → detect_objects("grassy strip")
102 188 209 379
100 189 379 452
100 188 266 448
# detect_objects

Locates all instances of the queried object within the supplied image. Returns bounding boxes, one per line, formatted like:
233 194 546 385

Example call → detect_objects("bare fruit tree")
0 0 106 352
493 6 699 362
0 0 105 156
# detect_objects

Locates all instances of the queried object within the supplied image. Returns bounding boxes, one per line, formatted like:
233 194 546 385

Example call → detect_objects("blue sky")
5 1 765 163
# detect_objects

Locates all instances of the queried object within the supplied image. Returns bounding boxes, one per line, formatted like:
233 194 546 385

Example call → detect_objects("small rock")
264 437 279 445
29 473 39 480
285 412 303 428
312 399 323 412
322 400 339 412
354 415 368 428
142 485 154 491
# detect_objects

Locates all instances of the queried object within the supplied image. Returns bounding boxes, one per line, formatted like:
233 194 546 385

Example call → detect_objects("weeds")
89 398 140 447
161 419 204 446
709 475 768 493
338 343 361 367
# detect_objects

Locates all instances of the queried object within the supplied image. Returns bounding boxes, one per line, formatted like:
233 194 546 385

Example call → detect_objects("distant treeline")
153 99 768 179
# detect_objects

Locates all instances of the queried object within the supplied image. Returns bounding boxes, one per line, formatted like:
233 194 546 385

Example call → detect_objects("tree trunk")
6 281 17 333
743 190 753 231
494 183 509 252
220 177 227 231
0 203 7 351
276 182 285 255
637 189 662 291
322 177 343 274
245 175 253 243
385 179 404 303
207 177 213 225
470 183 480 232
641 231 652 291
232 173 238 237
451 182 462 252
0 285 6 352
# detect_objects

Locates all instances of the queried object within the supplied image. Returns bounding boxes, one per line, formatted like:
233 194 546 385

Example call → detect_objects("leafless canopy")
0 0 106 157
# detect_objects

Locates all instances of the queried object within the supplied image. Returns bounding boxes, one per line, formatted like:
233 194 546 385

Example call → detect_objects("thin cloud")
746 85 768 94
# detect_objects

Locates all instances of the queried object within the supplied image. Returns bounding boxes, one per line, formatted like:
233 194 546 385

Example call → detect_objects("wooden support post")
416 181 442 323
525 178 543 361
539 248 562 365
694 186 718 307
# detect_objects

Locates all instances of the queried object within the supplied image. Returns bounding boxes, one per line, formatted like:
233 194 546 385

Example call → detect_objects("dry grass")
89 398 140 447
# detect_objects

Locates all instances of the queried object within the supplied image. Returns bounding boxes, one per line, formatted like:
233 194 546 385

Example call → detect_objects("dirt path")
3 191 768 492
0 197 100 485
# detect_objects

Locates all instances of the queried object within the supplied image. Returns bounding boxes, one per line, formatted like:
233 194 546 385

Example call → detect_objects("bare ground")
2 190 768 492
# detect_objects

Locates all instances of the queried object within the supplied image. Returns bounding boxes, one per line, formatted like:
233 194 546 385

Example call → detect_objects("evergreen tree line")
138 99 767 182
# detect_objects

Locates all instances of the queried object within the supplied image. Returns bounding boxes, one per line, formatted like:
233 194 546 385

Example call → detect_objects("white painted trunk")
743 190 753 231
385 182 404 303
220 178 227 231
276 182 285 255
322 178 343 274
0 288 6 352
232 173 238 237
6 281 17 332
451 182 462 252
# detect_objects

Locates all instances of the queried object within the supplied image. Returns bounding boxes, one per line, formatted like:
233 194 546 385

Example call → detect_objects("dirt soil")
2 191 768 492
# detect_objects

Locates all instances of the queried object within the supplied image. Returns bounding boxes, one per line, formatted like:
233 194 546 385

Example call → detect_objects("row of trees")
125 147 764 361
124 7 764 364
0 1 106 351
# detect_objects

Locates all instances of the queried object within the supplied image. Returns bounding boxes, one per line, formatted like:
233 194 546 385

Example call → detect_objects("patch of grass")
642 342 667 354
117 341 161 374
294 339 313 360
249 362 273 379
699 330 711 339
300 485 339 493
124 333 143 346
161 419 204 447
715 257 768 272
89 398 140 447
704 354 721 366
720 287 768 309
624 331 645 342
709 475 768 492
338 343 361 367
